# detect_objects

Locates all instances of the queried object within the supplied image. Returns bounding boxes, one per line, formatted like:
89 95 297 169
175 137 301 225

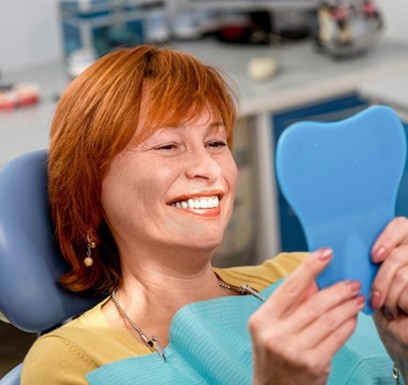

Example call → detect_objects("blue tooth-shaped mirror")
275 105 406 314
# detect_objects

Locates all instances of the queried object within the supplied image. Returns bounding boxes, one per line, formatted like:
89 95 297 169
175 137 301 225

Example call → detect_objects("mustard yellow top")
21 253 306 385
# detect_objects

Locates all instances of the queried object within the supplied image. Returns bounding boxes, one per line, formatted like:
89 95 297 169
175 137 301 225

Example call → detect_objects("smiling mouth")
170 196 220 210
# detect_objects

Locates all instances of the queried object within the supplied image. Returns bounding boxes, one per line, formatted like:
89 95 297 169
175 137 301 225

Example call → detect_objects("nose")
185 147 222 182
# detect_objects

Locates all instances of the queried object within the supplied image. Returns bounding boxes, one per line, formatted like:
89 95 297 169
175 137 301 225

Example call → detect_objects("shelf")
186 0 318 11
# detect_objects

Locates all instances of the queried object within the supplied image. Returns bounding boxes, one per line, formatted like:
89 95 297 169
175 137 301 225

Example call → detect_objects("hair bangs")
136 51 237 147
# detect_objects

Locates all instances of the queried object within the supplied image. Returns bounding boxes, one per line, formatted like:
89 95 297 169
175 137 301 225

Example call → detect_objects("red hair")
48 45 237 294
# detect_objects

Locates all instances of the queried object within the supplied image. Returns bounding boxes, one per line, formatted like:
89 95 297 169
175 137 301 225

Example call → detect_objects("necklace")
111 289 167 362
111 279 265 363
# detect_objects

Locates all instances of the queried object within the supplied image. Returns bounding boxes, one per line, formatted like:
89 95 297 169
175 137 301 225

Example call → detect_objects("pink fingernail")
372 246 387 263
370 290 381 309
347 281 361 293
316 248 332 261
354 295 365 307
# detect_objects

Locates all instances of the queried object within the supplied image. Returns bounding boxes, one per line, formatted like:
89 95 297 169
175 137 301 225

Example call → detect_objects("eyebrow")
170 120 225 131
207 121 225 132
150 120 225 136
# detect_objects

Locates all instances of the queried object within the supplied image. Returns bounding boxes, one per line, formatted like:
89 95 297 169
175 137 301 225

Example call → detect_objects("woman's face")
101 109 238 258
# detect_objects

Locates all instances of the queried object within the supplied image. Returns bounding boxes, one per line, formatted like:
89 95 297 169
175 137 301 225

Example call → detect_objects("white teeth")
171 196 219 209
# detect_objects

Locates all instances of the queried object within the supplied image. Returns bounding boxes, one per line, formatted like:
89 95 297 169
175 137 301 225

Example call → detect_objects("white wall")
376 0 408 42
0 0 408 73
0 0 61 73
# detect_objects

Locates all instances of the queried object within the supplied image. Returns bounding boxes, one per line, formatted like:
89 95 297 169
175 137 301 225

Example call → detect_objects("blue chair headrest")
0 150 102 333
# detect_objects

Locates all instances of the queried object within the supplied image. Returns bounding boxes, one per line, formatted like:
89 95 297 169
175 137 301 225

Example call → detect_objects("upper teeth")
171 196 219 209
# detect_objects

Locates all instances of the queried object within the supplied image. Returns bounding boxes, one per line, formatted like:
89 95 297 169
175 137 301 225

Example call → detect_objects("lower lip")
173 207 221 218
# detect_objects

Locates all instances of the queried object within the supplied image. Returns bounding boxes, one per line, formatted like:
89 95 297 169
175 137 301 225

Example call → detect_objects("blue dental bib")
87 282 393 385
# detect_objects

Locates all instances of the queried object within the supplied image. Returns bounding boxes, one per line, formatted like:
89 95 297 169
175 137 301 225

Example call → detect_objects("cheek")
225 157 238 191
100 174 129 226
140 166 178 200
100 164 144 222
220 157 238 221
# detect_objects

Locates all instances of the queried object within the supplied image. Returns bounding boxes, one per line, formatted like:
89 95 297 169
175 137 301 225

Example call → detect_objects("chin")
178 236 224 254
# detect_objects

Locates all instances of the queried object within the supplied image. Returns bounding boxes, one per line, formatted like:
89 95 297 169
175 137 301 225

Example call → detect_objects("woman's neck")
120 257 222 308
102 249 226 347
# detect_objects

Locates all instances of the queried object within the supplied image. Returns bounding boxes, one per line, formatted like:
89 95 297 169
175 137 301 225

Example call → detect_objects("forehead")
134 101 225 143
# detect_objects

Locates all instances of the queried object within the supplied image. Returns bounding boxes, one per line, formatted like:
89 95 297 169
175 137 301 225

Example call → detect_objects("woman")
21 45 408 385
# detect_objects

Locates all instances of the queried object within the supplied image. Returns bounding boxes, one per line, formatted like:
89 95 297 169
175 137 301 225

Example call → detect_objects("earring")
84 234 96 267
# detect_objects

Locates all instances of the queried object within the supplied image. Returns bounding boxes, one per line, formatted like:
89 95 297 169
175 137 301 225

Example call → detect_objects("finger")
278 319 358 383
297 294 364 351
304 281 320 300
309 315 359 363
264 248 333 317
373 306 408 352
383 266 408 319
288 280 362 333
371 217 408 263
397 287 408 314
249 277 360 382
373 308 387 329
371 244 408 309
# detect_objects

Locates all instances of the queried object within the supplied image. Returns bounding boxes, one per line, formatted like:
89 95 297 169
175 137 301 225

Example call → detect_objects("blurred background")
2 0 408 378
0 0 407 74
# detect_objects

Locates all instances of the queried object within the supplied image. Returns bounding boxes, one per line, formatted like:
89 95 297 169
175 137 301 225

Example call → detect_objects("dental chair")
0 105 406 384
0 150 101 385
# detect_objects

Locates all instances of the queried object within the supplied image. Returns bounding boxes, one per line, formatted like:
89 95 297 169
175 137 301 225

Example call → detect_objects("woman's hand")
370 217 408 381
248 248 364 385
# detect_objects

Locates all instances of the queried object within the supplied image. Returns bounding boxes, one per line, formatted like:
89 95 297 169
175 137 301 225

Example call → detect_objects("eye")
154 143 178 151
208 141 227 151
209 141 227 147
